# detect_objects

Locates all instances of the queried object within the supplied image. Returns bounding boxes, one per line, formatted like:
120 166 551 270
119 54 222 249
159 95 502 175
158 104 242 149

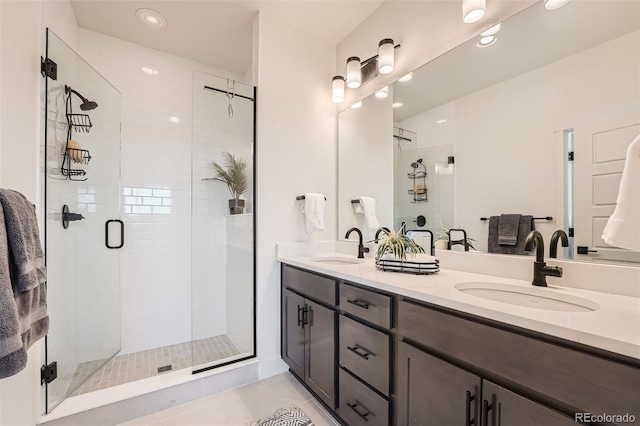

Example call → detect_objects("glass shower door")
43 30 121 412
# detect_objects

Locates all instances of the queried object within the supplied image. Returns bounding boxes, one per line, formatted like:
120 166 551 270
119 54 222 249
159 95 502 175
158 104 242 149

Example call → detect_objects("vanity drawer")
339 315 390 395
340 283 391 328
282 264 336 306
338 368 389 426
398 299 640 421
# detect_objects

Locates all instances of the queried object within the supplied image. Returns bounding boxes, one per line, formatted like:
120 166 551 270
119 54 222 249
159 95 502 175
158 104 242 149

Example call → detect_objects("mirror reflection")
338 0 640 264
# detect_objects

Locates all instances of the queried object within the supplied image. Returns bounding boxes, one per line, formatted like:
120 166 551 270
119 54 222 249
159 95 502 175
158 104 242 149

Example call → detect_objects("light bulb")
346 57 362 89
350 101 362 109
378 39 395 74
480 23 501 37
332 76 345 104
477 35 496 47
544 0 570 10
463 0 486 23
398 73 413 82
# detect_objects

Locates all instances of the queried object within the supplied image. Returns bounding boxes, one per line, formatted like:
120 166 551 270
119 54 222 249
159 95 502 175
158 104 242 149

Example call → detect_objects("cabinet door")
282 289 306 379
397 342 481 426
482 381 577 426
306 300 337 409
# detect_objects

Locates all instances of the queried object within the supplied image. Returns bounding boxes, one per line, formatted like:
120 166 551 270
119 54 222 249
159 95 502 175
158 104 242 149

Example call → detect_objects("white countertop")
278 251 640 361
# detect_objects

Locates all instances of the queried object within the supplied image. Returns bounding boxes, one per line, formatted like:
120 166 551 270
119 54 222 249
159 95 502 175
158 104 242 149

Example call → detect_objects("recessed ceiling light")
141 66 158 76
436 119 447 124
463 0 486 24
544 0 570 10
477 35 496 47
392 102 404 108
375 86 389 99
136 8 167 28
480 23 501 37
398 73 413 82
168 115 181 124
350 101 362 109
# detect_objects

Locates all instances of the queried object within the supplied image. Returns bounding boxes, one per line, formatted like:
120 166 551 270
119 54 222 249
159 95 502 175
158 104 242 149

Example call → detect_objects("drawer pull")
466 391 475 426
482 399 493 426
297 305 309 329
347 345 373 360
347 402 370 422
347 299 370 309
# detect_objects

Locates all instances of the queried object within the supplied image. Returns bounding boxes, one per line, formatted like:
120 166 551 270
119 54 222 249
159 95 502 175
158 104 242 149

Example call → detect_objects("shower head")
410 158 423 168
65 85 99 111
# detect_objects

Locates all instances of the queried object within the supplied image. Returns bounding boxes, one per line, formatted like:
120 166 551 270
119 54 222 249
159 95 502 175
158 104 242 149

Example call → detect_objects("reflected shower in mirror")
338 0 640 264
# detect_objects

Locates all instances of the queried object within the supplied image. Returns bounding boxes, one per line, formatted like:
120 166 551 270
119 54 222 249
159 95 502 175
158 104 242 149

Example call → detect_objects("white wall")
336 1 536 106
254 10 337 378
0 1 47 425
338 92 393 241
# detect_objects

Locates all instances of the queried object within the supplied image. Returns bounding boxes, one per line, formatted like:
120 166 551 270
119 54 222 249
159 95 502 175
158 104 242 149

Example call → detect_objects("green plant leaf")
203 151 249 199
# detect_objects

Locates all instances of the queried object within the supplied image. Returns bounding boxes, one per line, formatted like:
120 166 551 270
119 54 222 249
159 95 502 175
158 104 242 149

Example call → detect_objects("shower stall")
42 30 256 413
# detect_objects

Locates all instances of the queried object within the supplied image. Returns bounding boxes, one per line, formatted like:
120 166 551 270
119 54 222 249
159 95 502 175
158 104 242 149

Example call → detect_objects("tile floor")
117 372 340 426
70 335 241 396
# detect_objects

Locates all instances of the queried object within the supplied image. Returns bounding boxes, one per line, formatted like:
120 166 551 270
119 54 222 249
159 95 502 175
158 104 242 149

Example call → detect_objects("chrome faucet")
345 227 370 259
549 230 569 259
524 231 563 287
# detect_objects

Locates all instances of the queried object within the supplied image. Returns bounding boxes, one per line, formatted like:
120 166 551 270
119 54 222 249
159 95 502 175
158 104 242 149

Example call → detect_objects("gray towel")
0 195 49 379
497 214 521 246
488 215 534 255
0 189 46 292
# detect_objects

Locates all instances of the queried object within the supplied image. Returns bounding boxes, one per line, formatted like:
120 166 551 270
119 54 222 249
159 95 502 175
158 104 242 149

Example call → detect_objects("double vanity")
278 245 640 425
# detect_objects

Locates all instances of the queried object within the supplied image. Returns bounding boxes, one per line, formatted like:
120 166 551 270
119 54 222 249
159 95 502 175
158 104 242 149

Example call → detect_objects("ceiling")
70 0 384 75
393 0 640 122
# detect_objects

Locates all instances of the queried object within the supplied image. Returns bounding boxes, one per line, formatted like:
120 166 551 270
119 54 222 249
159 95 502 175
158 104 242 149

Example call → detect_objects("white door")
573 103 640 263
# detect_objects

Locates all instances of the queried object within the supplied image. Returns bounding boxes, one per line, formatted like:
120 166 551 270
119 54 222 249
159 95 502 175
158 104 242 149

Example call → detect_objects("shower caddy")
61 85 92 180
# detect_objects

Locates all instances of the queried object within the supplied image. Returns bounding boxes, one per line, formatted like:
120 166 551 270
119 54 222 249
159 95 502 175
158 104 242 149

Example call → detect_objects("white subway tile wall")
72 28 251 356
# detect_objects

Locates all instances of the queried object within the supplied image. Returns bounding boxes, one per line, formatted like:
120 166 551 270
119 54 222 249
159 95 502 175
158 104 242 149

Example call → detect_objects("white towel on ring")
602 134 640 251
357 197 380 231
300 193 325 234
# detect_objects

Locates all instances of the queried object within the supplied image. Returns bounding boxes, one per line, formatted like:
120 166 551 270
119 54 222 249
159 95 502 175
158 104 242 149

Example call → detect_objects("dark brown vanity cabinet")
397 298 640 426
338 283 394 426
281 265 337 409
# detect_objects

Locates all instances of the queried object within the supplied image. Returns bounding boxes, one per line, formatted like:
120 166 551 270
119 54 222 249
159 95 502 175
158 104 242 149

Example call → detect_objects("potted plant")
435 226 477 251
374 226 425 261
204 152 248 215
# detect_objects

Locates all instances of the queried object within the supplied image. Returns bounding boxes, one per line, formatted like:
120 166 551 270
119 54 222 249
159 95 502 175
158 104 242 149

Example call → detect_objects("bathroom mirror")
337 0 640 264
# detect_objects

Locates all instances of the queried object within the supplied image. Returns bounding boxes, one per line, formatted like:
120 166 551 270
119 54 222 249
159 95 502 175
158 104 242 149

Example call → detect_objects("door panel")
574 101 640 263
44 29 121 412
282 289 305 379
397 342 481 426
305 300 336 409
482 380 576 426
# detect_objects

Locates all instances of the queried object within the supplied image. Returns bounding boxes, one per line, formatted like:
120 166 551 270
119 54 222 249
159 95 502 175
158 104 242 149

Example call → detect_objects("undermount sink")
311 256 365 265
455 282 600 312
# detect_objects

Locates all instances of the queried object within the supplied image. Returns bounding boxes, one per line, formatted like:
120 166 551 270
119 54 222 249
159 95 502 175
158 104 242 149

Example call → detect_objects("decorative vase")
229 198 245 215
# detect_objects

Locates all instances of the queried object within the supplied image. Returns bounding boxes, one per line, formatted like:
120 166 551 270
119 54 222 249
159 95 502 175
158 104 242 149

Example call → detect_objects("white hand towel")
602 134 640 251
300 193 325 234
358 197 380 231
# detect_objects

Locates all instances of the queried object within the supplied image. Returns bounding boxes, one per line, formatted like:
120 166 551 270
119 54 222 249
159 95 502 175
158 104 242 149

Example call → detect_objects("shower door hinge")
41 57 57 80
41 361 57 385
568 227 574 237
568 151 574 161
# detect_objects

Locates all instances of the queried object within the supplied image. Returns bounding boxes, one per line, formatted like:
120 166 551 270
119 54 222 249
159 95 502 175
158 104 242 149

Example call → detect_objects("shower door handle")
105 219 124 249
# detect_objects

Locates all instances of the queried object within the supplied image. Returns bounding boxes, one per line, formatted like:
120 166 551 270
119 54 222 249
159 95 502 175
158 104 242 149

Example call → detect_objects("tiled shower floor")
69 335 240 396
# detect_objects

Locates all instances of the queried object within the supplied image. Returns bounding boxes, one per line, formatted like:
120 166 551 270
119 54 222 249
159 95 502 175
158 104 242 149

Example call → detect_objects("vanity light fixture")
544 0 570 10
398 72 413 82
136 8 167 28
350 101 362 109
463 0 486 23
375 86 389 99
332 76 345 104
346 57 362 89
392 102 404 108
477 35 497 47
378 39 395 74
